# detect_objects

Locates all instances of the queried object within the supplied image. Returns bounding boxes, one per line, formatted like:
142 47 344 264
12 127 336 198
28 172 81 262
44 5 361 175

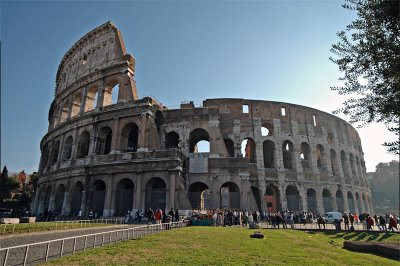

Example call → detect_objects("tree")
330 0 400 154
0 165 19 205
368 160 399 213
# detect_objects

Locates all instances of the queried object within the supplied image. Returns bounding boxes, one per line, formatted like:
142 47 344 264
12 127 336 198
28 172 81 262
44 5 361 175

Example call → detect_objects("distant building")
32 22 373 217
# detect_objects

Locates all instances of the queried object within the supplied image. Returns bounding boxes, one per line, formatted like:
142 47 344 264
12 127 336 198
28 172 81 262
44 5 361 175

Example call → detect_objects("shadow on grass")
306 230 397 242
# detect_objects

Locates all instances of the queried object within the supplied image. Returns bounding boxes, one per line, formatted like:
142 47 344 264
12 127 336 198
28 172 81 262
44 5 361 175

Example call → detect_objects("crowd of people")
188 209 399 231
125 208 181 224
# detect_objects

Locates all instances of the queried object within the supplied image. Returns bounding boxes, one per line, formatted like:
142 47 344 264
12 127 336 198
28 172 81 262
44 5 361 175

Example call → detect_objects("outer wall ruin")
32 22 373 217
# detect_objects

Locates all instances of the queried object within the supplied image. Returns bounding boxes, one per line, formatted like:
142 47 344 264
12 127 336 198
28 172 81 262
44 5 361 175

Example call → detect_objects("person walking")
147 208 154 224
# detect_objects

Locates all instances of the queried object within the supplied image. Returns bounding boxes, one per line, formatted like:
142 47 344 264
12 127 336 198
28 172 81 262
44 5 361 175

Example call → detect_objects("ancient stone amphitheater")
32 22 373 217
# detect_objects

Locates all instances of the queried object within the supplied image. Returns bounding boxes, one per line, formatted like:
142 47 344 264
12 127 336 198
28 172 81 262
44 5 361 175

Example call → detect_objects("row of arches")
36 177 168 217
167 128 366 181
41 123 139 168
53 80 121 128
264 185 371 214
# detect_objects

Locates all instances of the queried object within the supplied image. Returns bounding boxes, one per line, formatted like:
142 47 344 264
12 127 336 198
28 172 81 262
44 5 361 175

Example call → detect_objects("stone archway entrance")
188 182 210 210
220 182 240 209
115 178 134 216
145 178 166 211
264 185 280 212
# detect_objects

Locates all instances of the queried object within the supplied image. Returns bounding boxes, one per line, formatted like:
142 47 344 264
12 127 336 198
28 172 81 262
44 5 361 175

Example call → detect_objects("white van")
322 212 343 223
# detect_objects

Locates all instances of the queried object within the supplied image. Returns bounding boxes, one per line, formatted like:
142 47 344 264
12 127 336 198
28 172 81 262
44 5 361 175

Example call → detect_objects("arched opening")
85 85 99 111
40 144 50 169
165 131 180 149
115 178 135 216
263 140 275 168
264 185 280 212
189 128 210 153
50 141 60 165
43 186 52 212
224 138 235 157
316 144 325 168
60 100 70 123
54 184 65 215
261 122 274 136
145 178 167 211
71 182 83 216
356 192 362 213
282 140 294 169
336 190 344 213
62 136 73 161
71 91 82 118
120 123 139 152
300 142 312 169
341 150 349 177
188 182 210 210
349 153 357 178
307 188 317 212
330 149 339 176
76 131 90 158
96 127 112 155
53 105 61 128
220 182 240 209
91 180 106 217
103 80 120 106
241 138 256 163
322 189 333 212
355 157 362 183
347 191 355 213
155 110 164 134
286 185 300 211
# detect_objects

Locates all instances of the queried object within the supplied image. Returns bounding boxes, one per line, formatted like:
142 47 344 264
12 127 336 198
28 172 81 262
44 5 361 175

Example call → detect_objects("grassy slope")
45 227 400 266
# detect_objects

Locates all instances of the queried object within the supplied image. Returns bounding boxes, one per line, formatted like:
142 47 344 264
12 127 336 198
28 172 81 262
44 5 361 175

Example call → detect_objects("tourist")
353 213 359 224
317 215 326 230
168 208 175 221
366 215 374 231
174 209 180 222
147 208 154 224
289 212 294 229
378 215 387 231
343 212 350 230
349 212 354 227
388 215 398 231
155 209 163 224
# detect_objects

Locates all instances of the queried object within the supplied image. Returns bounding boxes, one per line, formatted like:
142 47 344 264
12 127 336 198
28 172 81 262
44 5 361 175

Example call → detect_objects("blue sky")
1 0 397 173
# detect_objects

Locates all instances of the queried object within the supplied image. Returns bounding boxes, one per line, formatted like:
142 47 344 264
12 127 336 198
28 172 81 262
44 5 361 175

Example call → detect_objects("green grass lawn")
44 227 400 265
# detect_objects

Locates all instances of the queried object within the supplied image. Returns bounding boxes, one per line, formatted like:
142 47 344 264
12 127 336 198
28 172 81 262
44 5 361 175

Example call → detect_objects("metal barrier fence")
257 221 399 232
0 218 125 235
0 221 186 266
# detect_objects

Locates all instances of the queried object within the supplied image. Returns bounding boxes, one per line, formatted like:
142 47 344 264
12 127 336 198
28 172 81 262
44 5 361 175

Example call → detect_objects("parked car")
322 212 343 223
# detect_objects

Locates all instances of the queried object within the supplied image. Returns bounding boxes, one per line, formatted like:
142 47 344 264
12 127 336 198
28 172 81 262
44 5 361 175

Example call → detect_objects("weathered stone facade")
32 22 373 217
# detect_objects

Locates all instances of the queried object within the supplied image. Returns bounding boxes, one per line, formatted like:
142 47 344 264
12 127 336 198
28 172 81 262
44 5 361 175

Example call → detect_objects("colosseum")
32 22 373 218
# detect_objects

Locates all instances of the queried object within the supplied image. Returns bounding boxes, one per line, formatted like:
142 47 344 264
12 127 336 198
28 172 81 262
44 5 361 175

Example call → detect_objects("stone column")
61 191 71 216
138 112 149 151
331 193 338 212
110 118 120 153
298 186 307 212
135 175 142 210
96 80 105 109
168 171 176 209
80 86 88 115
279 185 287 211
316 188 324 215
80 175 92 216
103 175 115 217
343 190 350 213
